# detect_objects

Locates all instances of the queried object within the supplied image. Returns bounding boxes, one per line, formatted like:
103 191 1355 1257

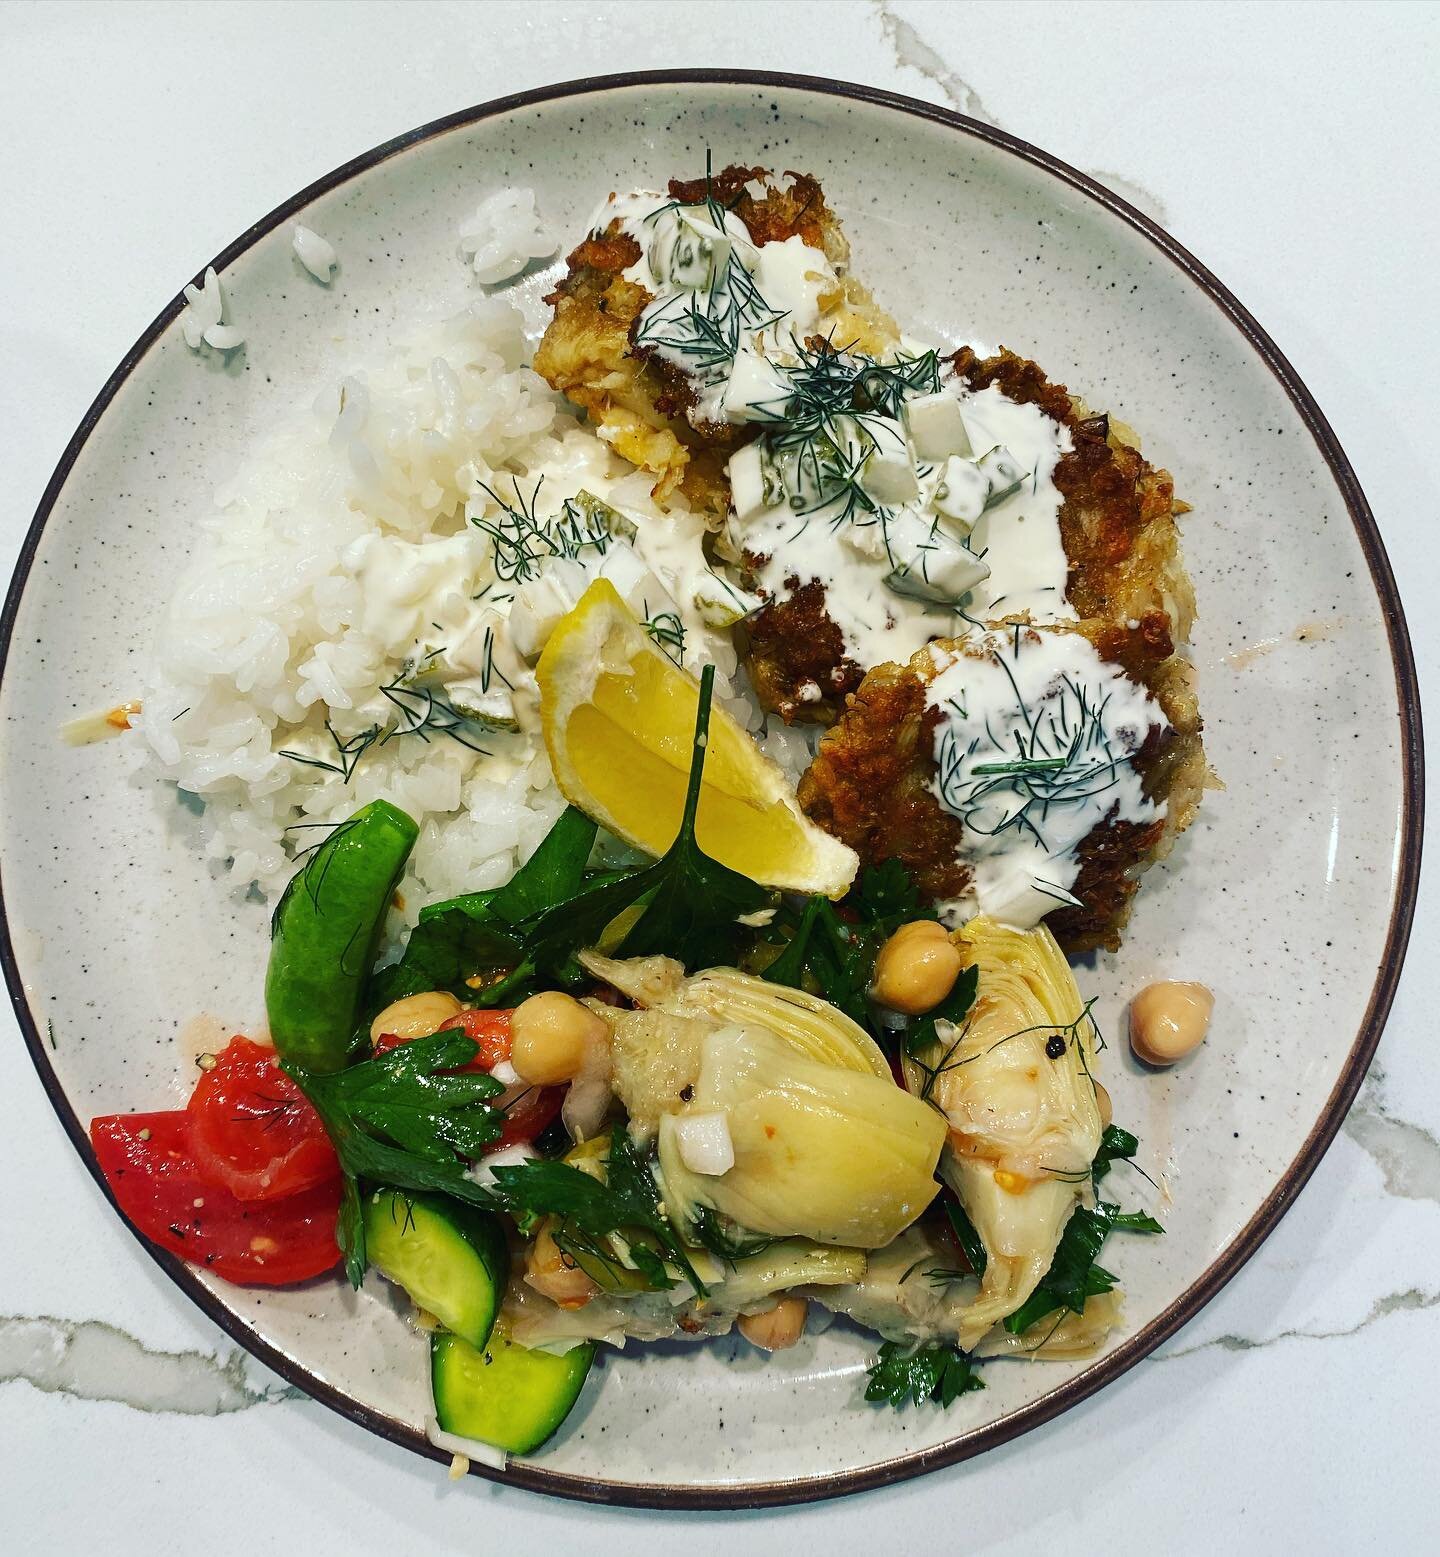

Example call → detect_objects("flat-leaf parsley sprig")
284 1028 505 1286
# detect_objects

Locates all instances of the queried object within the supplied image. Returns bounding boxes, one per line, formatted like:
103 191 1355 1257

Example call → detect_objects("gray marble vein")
1081 169 1170 226
1344 1066 1440 1205
872 0 1000 123
0 1316 301 1415
1160 1286 1439 1362
872 2 1171 225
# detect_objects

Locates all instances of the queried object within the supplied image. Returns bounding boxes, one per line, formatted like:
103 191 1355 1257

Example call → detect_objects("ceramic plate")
1 72 1421 1507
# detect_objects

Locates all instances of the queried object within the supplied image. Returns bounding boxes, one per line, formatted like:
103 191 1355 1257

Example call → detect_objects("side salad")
91 649 1162 1464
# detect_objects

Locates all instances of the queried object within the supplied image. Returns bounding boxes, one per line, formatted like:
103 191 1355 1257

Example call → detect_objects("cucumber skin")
265 800 418 1073
363 1189 507 1353
431 1330 595 1455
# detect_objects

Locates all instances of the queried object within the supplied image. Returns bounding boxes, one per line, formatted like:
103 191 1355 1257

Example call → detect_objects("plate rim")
0 68 1423 1510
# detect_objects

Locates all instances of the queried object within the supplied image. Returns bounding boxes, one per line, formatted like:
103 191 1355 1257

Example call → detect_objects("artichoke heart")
659 1024 944 1249
581 953 895 1143
902 916 1104 1349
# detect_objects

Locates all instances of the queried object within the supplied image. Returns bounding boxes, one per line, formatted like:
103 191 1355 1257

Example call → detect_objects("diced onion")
467 1141 537 1188
674 1110 735 1176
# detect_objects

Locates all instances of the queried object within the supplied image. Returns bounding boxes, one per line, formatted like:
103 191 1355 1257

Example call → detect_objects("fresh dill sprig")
641 608 687 666
378 681 493 756
470 481 619 586
278 721 383 782
933 634 1143 851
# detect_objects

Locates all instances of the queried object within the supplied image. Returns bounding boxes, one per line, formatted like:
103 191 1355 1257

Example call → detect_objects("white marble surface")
1 1 1436 1549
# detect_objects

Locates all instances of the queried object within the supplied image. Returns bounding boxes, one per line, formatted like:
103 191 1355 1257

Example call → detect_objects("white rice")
458 188 557 285
291 224 337 283
181 266 244 353
137 290 800 931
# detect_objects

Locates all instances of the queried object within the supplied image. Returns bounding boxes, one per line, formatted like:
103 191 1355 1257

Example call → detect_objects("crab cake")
797 622 1205 954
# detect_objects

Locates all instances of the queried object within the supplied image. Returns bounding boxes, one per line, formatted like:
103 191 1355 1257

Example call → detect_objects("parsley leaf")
865 1340 984 1409
852 856 921 922
489 1124 708 1296
285 1029 506 1286
1003 1193 1163 1335
365 807 599 1016
1005 1204 1119 1334
903 963 980 1059
365 910 521 1014
764 861 948 1036
487 806 599 923
765 897 884 1028
1091 1123 1140 1187
943 1195 988 1278
1109 1209 1165 1234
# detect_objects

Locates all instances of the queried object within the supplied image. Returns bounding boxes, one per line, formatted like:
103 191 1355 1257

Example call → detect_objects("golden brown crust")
533 166 854 518
798 623 1206 955
665 167 842 257
740 579 866 725
947 347 1193 643
537 174 1206 947
796 656 965 890
744 348 1194 726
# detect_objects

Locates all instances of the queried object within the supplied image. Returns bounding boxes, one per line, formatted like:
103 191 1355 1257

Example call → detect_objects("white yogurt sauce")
959 385 1074 621
730 377 1072 670
593 188 834 427
585 184 1077 667
924 630 1167 928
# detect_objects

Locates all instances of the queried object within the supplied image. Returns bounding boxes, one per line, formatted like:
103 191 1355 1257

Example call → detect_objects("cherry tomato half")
372 1009 512 1072
187 1035 339 1201
493 1082 565 1149
90 1110 342 1285
438 1008 513 1069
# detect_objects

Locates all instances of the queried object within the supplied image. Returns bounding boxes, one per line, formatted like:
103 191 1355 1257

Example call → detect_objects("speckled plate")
0 72 1422 1507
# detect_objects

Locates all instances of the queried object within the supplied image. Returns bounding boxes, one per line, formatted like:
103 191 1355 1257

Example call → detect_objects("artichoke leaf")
712 1240 866 1312
903 917 1104 1348
972 1288 1124 1360
660 1025 944 1249
584 954 897 1147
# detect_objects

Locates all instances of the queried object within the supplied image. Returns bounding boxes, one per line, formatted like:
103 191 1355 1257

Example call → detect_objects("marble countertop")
2 2 1436 1549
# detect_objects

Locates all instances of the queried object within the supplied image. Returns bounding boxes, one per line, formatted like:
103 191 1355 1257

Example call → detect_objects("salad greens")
865 1339 984 1409
489 1125 708 1296
1091 1123 1142 1187
368 665 768 1018
764 857 940 1030
1002 1135 1164 1337
285 1029 504 1286
257 656 1165 1419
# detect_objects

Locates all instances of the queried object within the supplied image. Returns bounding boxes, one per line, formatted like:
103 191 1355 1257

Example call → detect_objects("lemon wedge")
535 579 857 897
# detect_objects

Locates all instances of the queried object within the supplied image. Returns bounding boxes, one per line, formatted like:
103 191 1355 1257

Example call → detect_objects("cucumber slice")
363 1189 507 1352
431 1329 594 1455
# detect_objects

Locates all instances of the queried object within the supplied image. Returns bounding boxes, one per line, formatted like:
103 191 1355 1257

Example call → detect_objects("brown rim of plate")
0 70 1423 1510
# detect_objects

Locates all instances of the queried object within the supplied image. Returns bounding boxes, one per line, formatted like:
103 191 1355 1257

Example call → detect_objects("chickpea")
737 1295 808 1352
1129 981 1214 1066
1093 1080 1113 1130
369 990 462 1045
870 920 964 1015
510 991 609 1085
524 1222 599 1310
